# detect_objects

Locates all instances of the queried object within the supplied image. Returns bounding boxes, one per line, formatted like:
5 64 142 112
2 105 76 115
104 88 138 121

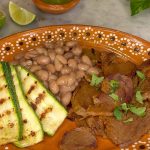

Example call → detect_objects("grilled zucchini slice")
0 62 22 145
10 65 44 148
17 66 67 135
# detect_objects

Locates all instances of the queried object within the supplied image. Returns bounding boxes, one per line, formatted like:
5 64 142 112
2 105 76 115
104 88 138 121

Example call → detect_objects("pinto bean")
64 52 73 59
11 60 18 65
74 56 81 63
33 61 38 65
76 70 85 79
48 51 56 62
36 47 47 54
54 59 63 72
57 75 75 86
66 41 77 48
30 65 42 72
48 74 57 81
43 81 48 88
36 70 49 81
61 66 71 75
49 81 59 94
14 53 24 60
20 60 32 67
24 50 38 59
56 55 67 65
63 46 70 52
44 42 54 49
46 64 56 73
88 67 99 75
60 85 76 93
72 46 82 56
61 92 72 106
82 55 92 66
78 63 89 71
55 41 64 47
68 59 77 70
37 55 50 65
70 72 76 80
25 65 31 69
55 47 64 55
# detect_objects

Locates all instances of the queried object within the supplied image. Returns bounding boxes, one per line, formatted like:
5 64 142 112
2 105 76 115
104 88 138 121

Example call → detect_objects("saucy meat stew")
65 48 150 148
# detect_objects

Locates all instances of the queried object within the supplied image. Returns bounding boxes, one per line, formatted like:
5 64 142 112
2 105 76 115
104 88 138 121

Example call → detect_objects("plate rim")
0 24 149 45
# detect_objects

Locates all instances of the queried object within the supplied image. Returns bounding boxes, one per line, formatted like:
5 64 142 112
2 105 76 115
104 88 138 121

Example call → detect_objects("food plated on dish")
0 25 150 150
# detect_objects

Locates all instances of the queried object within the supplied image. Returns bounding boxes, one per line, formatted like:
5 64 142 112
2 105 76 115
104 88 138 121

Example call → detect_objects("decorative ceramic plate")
0 25 150 150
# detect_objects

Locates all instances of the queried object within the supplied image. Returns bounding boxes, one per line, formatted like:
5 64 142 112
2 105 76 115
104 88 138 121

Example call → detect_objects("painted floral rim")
0 25 150 64
0 25 150 150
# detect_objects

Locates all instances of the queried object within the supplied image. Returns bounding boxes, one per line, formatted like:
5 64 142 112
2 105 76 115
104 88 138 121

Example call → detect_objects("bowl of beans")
13 41 100 106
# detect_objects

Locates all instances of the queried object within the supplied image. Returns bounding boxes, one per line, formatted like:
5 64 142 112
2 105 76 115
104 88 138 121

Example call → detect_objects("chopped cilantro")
136 70 145 80
121 103 129 112
136 90 144 104
90 74 104 87
109 93 119 102
113 107 122 120
123 117 133 123
129 106 146 117
110 80 119 93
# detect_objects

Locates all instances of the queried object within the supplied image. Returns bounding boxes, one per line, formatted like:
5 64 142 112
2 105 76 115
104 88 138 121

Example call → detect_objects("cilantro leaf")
110 80 119 93
130 0 150 16
129 106 146 117
114 107 122 120
136 70 145 80
121 103 129 112
90 74 104 87
109 93 119 102
123 117 133 123
136 90 144 104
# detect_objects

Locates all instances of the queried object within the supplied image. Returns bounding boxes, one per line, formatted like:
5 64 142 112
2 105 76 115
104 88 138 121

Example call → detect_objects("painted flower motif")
129 42 144 56
93 30 106 44
0 42 15 60
0 26 149 66
69 26 81 40
42 30 54 42
27 33 41 47
117 37 132 51
81 27 94 41
54 28 67 41
105 33 118 46
147 48 150 53
16 37 28 50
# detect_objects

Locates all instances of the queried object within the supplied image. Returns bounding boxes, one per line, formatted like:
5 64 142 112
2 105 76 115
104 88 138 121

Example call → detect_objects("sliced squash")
9 65 44 148
0 62 21 145
17 66 67 136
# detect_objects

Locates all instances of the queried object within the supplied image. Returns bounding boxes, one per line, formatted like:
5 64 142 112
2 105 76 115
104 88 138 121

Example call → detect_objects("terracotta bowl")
32 0 80 14
0 25 150 150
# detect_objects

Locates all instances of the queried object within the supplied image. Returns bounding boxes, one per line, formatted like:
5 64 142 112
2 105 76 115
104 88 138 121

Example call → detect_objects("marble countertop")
0 0 150 41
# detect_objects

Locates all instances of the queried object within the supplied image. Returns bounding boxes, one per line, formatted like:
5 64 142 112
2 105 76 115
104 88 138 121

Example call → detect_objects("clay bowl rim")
32 0 80 14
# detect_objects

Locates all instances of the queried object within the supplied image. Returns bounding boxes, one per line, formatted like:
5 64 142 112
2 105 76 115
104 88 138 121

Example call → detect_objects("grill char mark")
0 109 12 119
35 92 46 105
40 107 53 120
0 98 6 104
27 85 36 95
